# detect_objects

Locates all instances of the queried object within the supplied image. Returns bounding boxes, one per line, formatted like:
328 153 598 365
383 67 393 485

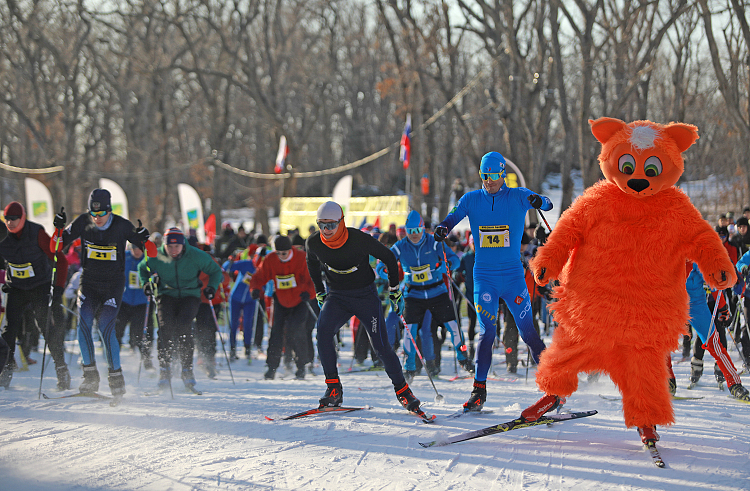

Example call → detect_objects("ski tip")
264 416 275 421
42 393 51 399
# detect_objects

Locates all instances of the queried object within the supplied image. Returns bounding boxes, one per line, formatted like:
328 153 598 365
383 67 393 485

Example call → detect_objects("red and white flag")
274 135 289 174
400 114 412 170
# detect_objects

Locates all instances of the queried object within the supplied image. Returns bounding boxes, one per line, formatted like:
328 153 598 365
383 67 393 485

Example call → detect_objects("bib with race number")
410 264 433 283
478 225 510 248
128 271 141 289
8 262 35 279
276 274 298 290
86 244 117 261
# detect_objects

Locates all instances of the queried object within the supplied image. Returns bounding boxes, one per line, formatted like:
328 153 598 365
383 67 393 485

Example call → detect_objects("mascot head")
589 117 699 197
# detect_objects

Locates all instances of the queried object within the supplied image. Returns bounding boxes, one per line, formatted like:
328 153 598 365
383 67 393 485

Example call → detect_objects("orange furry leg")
535 328 601 398
607 348 674 428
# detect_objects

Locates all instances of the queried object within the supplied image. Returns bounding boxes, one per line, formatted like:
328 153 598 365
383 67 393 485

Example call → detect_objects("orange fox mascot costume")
528 117 736 442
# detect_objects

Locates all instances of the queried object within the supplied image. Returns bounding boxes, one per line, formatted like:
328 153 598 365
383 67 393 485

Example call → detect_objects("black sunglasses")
4 215 21 221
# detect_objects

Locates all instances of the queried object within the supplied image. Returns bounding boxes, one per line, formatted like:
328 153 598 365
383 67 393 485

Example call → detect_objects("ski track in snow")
1 335 749 490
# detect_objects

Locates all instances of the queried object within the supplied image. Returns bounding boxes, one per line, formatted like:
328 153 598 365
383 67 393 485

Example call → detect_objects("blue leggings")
77 283 123 370
317 285 405 387
473 269 545 381
230 298 257 349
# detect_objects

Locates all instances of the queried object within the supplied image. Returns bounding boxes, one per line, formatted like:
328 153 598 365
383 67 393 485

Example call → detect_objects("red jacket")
248 249 315 308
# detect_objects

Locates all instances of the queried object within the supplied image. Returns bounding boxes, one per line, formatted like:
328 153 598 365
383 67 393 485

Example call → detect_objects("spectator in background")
731 217 750 256
215 222 236 261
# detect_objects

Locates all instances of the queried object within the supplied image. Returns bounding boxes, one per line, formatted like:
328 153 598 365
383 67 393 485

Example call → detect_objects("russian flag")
274 135 289 174
400 114 411 170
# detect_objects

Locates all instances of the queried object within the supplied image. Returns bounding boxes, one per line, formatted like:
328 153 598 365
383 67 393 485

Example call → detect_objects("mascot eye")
644 156 662 177
618 154 635 175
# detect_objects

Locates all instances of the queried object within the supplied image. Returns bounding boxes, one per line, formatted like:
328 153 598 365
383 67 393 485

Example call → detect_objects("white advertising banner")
24 177 54 234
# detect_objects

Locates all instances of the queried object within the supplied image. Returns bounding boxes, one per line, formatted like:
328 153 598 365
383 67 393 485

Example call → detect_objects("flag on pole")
205 214 216 245
274 135 289 174
400 114 412 170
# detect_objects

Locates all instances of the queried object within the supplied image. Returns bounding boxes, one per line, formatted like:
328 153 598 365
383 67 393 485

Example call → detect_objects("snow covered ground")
2 324 749 491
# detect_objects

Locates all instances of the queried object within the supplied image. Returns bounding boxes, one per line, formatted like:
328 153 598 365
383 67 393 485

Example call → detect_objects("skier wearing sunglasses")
434 152 553 412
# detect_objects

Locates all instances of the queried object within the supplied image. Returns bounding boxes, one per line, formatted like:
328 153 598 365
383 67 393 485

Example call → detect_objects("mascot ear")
589 117 628 144
664 123 699 153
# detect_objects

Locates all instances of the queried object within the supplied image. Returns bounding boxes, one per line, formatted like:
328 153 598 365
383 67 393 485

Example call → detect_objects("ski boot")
520 393 565 422
264 367 276 380
319 378 343 408
715 363 725 389
395 382 420 412
295 367 305 380
158 368 172 390
108 368 126 396
181 368 196 388
425 359 440 377
668 377 677 396
0 360 15 388
244 346 251 359
403 370 417 383
688 357 703 388
463 380 487 412
143 357 155 370
229 348 238 362
79 363 100 394
729 383 750 401
204 357 217 379
637 425 660 443
458 357 475 374
56 365 71 391
507 363 518 374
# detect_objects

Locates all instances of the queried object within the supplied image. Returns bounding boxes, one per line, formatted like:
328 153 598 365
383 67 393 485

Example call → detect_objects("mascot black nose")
627 179 650 193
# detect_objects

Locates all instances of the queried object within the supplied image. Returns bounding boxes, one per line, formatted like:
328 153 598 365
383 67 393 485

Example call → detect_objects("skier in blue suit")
435 151 552 411
377 210 473 380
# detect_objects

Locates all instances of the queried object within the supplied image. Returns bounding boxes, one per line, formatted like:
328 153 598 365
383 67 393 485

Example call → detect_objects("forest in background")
1 0 748 232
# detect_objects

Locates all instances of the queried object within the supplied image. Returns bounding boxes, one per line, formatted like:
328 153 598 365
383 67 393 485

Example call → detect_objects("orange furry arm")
682 201 737 290
530 193 590 285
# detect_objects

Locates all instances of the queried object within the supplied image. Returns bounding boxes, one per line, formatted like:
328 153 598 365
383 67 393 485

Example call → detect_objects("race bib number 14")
478 225 510 248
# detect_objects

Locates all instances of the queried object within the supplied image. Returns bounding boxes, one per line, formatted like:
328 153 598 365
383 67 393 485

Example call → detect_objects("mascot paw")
710 270 732 290
535 267 550 286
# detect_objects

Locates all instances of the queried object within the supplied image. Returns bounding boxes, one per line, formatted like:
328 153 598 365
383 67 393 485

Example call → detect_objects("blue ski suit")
438 184 552 381
224 259 259 350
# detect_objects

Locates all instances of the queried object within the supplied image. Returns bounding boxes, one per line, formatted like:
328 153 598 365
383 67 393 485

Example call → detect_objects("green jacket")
138 244 222 299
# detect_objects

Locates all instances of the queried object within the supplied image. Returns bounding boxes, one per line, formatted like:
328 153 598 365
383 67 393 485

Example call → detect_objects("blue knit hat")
405 210 424 229
480 152 507 177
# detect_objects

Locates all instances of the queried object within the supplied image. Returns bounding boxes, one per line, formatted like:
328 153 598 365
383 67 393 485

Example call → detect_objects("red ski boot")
520 393 565 422
637 425 660 443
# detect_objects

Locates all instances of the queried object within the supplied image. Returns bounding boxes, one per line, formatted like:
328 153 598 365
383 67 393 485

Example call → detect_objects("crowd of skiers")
0 163 749 414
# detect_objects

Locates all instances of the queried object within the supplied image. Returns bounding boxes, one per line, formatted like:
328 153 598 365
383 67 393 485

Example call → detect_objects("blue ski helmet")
405 210 424 230
480 152 507 178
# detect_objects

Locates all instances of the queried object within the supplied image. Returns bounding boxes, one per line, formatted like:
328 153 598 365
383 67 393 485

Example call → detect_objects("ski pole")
210 299 235 385
535 209 553 234
441 243 466 374
142 244 173 400
137 295 151 384
38 208 64 399
398 313 444 403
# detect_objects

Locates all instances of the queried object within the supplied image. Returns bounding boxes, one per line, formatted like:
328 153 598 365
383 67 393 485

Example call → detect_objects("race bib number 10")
411 264 433 283
478 225 510 248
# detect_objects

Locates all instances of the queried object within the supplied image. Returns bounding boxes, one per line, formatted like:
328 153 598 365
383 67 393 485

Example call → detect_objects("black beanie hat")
256 234 268 245
164 227 185 245
88 189 112 212
274 235 292 252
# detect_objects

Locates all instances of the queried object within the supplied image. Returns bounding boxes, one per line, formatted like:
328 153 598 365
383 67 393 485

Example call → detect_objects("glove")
250 289 261 300
1 283 10 293
389 288 405 315
434 226 448 242
143 282 156 297
143 275 159 296
203 286 216 300
135 220 150 244
717 304 730 322
258 247 267 258
53 208 67 229
527 194 543 209
742 265 749 276
300 291 310 302
316 291 327 308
